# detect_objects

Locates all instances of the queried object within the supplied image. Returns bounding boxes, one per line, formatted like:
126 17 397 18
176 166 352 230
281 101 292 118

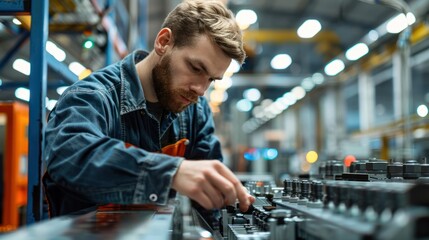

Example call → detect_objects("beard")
152 53 198 113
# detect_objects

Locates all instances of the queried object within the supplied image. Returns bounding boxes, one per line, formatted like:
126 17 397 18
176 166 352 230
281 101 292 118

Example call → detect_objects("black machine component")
2 159 429 240
220 161 429 240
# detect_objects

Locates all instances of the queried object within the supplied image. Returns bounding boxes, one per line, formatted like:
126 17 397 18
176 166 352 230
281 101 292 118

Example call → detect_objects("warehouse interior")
1 0 429 239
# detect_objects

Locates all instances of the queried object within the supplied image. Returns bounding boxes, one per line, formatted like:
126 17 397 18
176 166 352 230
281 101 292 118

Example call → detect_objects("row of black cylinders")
283 179 408 220
283 179 324 207
318 158 429 180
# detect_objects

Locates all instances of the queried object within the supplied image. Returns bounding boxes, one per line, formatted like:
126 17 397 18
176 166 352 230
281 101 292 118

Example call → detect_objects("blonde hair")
162 0 246 64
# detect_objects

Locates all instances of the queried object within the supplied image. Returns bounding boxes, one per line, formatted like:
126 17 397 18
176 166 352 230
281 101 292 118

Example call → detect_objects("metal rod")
27 0 48 224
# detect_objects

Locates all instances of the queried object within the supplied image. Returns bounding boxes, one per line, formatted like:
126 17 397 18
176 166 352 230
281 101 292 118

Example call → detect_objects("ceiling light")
214 77 232 90
270 54 292 70
269 102 283 114
260 99 273 107
345 42 369 61
243 88 261 102
236 9 257 30
13 58 30 76
252 106 263 117
46 41 66 62
281 92 297 106
210 90 225 103
274 98 288 110
236 99 252 112
324 59 345 76
12 18 21 25
368 30 379 43
301 77 315 91
386 13 415 34
226 60 240 73
312 73 324 85
15 87 30 101
69 62 86 76
291 86 306 100
297 19 321 39
417 104 428 117
56 86 69 95
46 99 58 111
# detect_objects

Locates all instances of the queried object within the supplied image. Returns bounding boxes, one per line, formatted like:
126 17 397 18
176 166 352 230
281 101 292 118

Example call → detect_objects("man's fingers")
201 180 225 209
192 189 217 210
205 171 237 206
212 162 253 211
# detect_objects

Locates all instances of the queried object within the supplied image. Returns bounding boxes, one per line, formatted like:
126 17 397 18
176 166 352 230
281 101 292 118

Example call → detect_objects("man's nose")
190 79 210 96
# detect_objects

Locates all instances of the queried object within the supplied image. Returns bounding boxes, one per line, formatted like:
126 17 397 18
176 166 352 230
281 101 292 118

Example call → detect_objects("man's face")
152 34 232 113
152 53 196 113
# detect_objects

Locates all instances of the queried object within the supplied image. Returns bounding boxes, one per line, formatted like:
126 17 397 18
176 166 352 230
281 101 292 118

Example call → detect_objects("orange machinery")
0 102 28 231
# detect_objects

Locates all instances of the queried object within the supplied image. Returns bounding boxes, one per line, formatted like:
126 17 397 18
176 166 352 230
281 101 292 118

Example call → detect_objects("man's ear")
154 28 173 56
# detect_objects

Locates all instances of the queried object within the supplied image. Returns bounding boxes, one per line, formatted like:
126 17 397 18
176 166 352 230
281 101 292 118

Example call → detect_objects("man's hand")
172 160 255 212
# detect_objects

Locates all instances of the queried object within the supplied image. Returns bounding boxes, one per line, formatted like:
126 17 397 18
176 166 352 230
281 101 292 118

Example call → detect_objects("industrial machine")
220 159 429 240
1 158 429 239
0 102 28 232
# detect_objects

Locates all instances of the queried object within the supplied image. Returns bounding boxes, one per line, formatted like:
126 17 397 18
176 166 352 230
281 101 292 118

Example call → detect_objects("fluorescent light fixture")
226 60 240 73
345 43 369 61
46 99 58 111
46 41 66 62
312 72 324 85
270 54 292 70
13 58 31 76
324 59 345 76
236 9 257 30
69 62 86 76
214 77 232 90
417 104 428 117
301 77 315 91
386 13 416 34
274 98 288 110
243 88 261 102
15 87 30 101
281 92 297 106
12 18 21 25
268 102 283 115
291 86 306 100
368 30 379 43
56 86 69 95
297 19 321 38
252 106 263 117
209 90 225 103
236 99 252 112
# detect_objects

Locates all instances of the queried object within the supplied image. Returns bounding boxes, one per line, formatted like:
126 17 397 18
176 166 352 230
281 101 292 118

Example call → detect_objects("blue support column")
27 0 48 224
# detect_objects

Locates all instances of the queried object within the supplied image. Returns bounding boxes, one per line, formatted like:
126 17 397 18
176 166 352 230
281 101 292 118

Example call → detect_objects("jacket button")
149 194 158 202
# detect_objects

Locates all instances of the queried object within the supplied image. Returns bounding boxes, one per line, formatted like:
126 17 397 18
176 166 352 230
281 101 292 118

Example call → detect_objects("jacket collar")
119 50 149 115
119 50 179 119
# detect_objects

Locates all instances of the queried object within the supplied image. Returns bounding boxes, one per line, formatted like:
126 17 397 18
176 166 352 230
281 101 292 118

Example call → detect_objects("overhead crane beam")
243 29 340 44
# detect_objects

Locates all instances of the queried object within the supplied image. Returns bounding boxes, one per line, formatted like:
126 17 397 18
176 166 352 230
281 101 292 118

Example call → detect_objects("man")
43 0 255 221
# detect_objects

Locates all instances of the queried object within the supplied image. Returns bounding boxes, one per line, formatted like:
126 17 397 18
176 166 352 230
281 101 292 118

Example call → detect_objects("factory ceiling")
0 0 426 111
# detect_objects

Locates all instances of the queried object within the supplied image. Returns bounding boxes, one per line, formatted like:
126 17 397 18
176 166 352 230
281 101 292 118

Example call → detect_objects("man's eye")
191 65 201 73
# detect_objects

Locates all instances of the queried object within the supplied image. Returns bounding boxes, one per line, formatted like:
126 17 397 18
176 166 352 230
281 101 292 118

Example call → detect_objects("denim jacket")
43 50 223 217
